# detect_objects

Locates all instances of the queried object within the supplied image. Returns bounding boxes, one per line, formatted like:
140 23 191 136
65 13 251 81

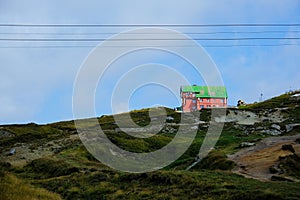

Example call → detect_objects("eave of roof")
182 86 228 98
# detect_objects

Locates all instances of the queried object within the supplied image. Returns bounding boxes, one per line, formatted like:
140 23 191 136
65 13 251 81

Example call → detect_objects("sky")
0 0 300 124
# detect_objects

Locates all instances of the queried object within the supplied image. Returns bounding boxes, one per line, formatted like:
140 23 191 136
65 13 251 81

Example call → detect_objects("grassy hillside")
0 171 62 200
0 92 300 199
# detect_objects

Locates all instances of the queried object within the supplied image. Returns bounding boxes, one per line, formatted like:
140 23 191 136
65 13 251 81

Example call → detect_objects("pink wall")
181 92 227 112
182 99 197 112
196 98 227 110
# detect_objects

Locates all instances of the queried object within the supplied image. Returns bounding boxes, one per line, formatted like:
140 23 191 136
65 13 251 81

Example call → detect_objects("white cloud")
0 0 300 123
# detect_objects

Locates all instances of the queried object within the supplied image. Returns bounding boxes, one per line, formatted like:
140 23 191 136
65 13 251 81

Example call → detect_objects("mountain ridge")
0 91 300 199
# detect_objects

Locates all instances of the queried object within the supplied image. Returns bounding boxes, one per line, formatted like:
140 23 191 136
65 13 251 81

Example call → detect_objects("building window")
207 99 210 102
200 105 204 108
199 99 203 102
207 105 211 108
220 99 224 103
192 99 196 103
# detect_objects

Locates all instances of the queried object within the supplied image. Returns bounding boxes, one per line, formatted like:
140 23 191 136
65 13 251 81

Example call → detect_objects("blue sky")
0 0 300 124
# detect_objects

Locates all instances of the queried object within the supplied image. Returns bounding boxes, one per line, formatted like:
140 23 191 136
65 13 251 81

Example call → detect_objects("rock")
291 93 300 98
244 127 255 135
215 110 259 125
281 144 295 153
7 148 16 156
240 165 246 170
0 130 15 138
286 124 294 132
271 175 294 182
269 165 280 174
255 126 264 131
252 138 262 142
271 124 281 131
166 116 174 121
162 125 176 133
270 130 282 136
239 142 256 148
237 100 246 106
262 124 283 135
285 123 300 132
233 124 243 130
261 129 282 136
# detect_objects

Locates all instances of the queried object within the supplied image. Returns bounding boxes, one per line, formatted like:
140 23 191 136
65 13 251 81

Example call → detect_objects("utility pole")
259 93 263 102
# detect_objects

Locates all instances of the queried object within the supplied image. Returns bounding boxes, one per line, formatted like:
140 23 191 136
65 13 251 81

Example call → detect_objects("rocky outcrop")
259 124 283 136
0 129 15 139
285 124 300 132
238 142 256 148
214 108 285 125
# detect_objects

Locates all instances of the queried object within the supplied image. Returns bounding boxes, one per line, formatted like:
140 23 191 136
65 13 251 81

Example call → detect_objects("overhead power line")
1 23 299 48
0 30 300 35
0 43 299 48
1 37 300 42
0 23 300 27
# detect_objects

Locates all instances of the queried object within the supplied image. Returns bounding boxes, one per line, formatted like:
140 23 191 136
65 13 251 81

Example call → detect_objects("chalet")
181 85 228 112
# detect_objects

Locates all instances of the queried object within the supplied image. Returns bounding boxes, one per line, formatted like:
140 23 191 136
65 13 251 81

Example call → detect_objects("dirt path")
228 134 300 181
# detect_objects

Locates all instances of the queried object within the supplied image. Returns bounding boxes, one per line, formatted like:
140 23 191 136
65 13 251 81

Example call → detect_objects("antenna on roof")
289 86 293 93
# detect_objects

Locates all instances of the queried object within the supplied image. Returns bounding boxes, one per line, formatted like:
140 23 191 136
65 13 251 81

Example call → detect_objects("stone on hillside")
233 124 243 130
290 93 300 101
166 116 174 121
239 142 255 148
162 125 176 133
281 144 295 153
237 99 246 106
244 128 255 135
271 175 295 182
260 129 282 136
7 148 16 156
215 110 259 125
0 129 15 138
285 123 300 132
255 126 264 131
270 130 282 136
286 124 294 132
271 124 281 131
269 165 280 174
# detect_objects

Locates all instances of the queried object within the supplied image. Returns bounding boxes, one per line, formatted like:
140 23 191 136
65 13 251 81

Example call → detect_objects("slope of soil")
228 134 300 181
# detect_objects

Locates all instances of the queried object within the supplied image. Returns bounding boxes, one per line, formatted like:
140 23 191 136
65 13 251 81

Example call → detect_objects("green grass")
1 92 300 199
278 154 300 179
0 123 66 149
239 91 300 111
192 150 235 171
0 172 62 200
26 169 300 200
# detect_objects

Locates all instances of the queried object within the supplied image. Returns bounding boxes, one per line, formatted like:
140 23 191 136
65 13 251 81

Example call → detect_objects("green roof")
181 86 228 98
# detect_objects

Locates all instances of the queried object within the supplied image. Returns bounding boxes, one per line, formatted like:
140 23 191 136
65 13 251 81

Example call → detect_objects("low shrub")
194 150 235 170
28 158 79 178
